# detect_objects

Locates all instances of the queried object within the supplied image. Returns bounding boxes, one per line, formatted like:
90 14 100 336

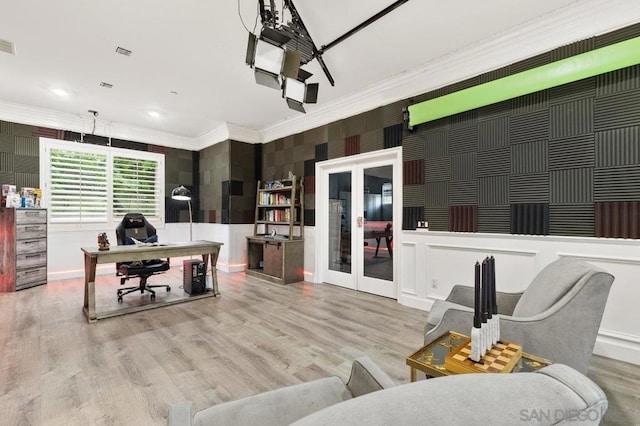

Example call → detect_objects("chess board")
444 338 522 374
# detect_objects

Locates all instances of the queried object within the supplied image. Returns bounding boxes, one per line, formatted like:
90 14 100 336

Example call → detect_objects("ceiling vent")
115 46 132 56
0 39 15 55
100 82 113 88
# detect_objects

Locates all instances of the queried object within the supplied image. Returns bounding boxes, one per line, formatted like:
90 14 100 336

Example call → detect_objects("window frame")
39 137 165 230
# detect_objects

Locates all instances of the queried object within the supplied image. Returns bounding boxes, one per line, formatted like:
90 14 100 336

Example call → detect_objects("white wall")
399 230 640 366
47 223 253 281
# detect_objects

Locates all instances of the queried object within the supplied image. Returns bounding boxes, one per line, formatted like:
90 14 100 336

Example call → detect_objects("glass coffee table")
406 331 551 381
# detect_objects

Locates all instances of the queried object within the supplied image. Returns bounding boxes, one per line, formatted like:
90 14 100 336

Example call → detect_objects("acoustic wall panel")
549 98 594 140
550 168 593 204
382 100 407 127
14 136 38 155
511 110 549 144
595 126 640 167
477 100 512 121
315 143 328 161
596 64 640 97
401 132 425 161
343 113 366 137
13 155 38 174
304 159 316 177
511 140 548 175
449 180 477 205
404 159 424 185
510 174 549 203
478 116 510 150
478 148 510 177
594 166 640 201
549 78 596 105
424 207 448 231
450 111 477 129
512 91 549 115
479 65 511 84
15 172 39 189
450 153 476 181
595 201 640 238
360 129 384 154
510 51 552 74
551 37 595 61
548 135 595 170
365 108 384 132
449 125 478 154
345 135 360 156
478 206 510 233
478 175 509 206
425 158 450 182
510 203 549 235
327 138 343 160
403 206 424 230
425 182 448 208
404 185 425 207
449 205 477 232
0 152 13 170
594 89 640 131
383 124 403 148
595 23 640 48
424 130 449 158
0 134 13 152
549 204 595 237
327 121 345 141
0 121 14 135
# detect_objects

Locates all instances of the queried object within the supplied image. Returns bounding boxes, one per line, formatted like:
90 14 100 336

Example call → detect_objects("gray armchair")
424 257 614 374
168 357 395 426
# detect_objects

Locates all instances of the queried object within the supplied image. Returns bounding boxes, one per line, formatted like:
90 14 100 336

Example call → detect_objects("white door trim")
314 147 403 299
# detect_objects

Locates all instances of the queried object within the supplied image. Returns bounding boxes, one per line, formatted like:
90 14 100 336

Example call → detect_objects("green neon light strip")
408 36 640 126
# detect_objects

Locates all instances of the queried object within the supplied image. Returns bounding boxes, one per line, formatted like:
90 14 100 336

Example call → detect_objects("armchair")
115 213 170 303
424 257 614 374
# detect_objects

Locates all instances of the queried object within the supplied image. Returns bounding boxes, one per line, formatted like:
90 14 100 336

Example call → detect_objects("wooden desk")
81 240 223 323
364 229 393 257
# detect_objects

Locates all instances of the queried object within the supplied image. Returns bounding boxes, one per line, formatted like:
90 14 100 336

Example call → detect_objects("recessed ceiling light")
115 46 132 56
148 111 160 118
51 88 70 97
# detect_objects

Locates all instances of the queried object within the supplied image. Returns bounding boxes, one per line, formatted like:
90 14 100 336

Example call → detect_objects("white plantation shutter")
41 138 164 228
113 156 160 220
49 148 108 223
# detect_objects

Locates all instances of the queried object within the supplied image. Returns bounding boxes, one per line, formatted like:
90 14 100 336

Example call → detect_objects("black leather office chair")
115 213 170 303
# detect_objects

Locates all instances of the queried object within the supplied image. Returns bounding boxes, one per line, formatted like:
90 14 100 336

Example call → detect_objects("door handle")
356 216 363 227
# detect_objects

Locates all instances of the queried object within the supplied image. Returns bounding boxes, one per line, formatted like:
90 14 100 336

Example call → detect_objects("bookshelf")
246 175 304 284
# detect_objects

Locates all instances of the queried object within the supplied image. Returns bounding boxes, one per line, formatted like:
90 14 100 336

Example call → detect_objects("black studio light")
243 0 411 113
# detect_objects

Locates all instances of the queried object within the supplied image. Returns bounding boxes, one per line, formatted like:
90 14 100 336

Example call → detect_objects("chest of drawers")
0 207 48 292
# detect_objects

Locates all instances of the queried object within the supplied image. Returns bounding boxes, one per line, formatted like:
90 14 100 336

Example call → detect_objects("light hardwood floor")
0 270 638 425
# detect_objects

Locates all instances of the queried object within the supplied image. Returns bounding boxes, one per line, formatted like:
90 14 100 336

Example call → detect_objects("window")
40 138 165 228
382 182 393 204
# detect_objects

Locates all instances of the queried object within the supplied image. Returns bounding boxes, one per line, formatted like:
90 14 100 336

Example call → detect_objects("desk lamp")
171 185 192 241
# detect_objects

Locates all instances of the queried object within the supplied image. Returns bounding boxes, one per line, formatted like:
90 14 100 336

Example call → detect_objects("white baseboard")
399 293 436 312
594 329 640 366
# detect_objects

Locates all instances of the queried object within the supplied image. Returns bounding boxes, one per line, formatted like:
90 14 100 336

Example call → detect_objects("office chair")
115 212 170 303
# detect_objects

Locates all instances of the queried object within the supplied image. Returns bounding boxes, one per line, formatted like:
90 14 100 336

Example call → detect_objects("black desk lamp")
171 185 192 241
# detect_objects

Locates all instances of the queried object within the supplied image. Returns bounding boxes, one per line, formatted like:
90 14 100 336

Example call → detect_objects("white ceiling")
1 0 639 148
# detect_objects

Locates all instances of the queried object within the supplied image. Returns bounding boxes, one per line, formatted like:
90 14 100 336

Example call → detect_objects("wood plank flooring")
0 270 638 425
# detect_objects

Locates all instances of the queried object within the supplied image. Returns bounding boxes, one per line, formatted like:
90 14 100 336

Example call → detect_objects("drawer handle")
25 270 41 275
26 254 42 259
25 226 41 230
23 241 39 244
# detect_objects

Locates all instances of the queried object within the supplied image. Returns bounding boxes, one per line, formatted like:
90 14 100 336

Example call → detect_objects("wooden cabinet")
0 207 48 292
246 175 304 284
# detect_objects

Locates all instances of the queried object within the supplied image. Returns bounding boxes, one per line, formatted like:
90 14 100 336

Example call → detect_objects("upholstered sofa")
168 357 608 425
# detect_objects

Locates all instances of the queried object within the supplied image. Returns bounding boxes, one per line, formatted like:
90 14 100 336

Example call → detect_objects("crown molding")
0 99 197 149
260 0 640 143
2 0 639 149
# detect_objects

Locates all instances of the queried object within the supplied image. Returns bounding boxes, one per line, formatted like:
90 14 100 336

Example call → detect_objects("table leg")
209 250 220 296
386 236 393 257
374 237 381 257
83 254 98 322
410 367 416 383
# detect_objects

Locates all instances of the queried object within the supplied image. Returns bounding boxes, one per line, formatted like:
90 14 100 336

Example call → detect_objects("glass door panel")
362 165 393 282
328 171 352 274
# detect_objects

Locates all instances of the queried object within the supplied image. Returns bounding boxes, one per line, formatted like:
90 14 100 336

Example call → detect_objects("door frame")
315 147 402 298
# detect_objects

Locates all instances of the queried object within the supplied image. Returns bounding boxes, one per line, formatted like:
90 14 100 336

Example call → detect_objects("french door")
316 148 401 298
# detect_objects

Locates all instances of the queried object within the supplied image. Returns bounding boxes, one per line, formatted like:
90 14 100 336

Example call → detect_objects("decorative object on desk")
171 185 192 241
97 232 110 251
416 220 429 229
5 192 21 208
